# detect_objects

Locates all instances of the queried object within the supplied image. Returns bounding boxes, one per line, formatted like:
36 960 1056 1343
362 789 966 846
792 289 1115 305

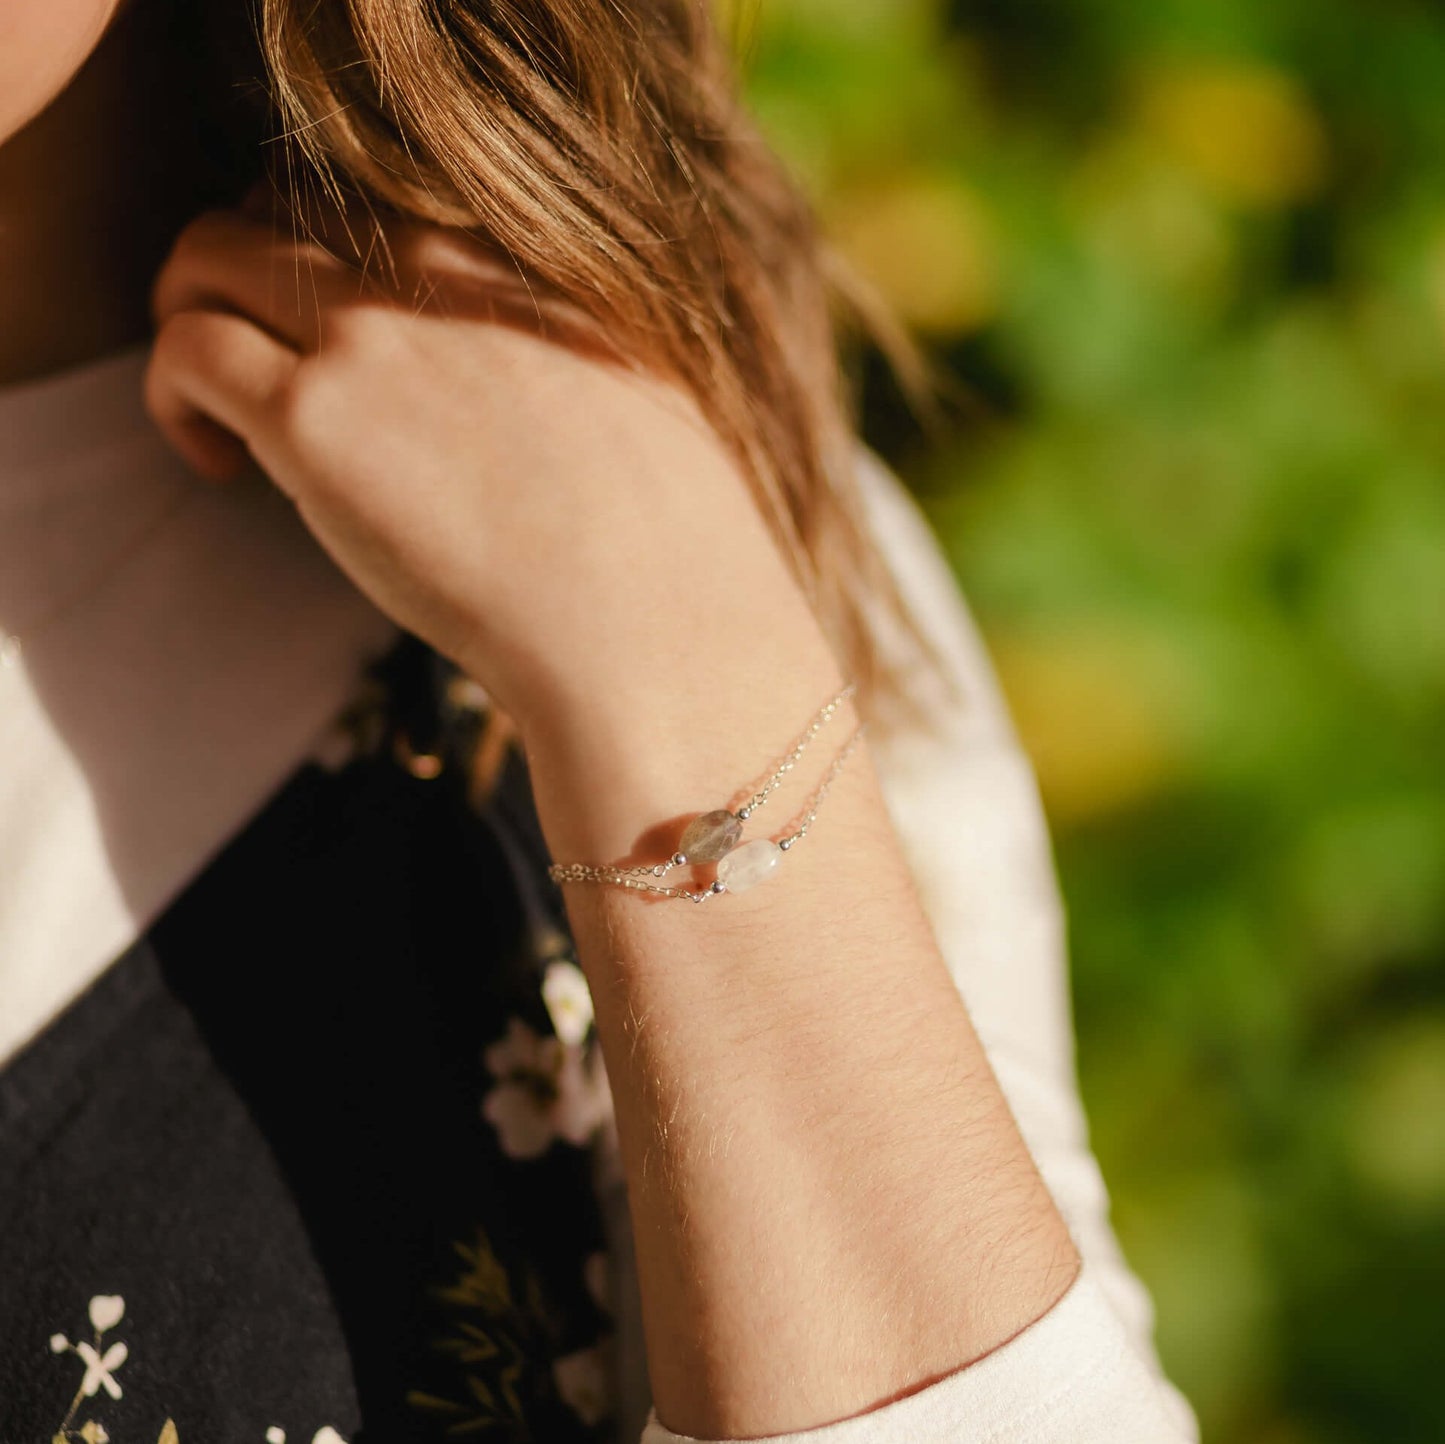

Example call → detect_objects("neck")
0 2 245 388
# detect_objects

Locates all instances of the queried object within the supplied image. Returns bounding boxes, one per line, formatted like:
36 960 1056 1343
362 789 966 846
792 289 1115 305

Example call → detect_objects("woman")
0 1 1199 1441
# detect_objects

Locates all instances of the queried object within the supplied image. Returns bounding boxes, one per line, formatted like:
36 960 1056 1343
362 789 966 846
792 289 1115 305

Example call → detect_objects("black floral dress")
0 633 624 1444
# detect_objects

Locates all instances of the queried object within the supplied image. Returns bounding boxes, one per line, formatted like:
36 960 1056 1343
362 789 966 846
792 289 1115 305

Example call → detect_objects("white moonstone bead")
715 838 782 894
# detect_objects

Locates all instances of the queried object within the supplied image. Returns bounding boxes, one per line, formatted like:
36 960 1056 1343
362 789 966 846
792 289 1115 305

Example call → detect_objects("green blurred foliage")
726 1 1445 1439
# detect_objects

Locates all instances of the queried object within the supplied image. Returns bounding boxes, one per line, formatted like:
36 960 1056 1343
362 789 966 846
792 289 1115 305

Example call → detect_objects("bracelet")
547 683 864 904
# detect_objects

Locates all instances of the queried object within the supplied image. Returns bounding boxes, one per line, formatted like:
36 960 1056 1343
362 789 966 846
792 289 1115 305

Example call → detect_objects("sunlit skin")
0 0 118 140
2 6 1081 1436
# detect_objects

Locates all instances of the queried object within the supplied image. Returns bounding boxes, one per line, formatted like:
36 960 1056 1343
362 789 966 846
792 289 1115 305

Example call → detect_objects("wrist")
462 435 838 729
517 628 851 867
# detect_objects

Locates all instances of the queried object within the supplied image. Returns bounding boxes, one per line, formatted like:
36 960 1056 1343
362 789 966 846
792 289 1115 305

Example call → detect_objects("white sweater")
0 347 1198 1443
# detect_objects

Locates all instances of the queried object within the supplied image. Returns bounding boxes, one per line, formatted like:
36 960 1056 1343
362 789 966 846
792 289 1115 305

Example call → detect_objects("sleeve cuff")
638 1262 1198 1444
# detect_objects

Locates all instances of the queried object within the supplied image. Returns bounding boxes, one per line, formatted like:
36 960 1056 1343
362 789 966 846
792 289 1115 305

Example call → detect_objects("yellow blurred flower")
1345 1017 1445 1215
1133 60 1327 207
991 627 1191 826
1070 134 1238 304
827 174 999 333
716 0 933 33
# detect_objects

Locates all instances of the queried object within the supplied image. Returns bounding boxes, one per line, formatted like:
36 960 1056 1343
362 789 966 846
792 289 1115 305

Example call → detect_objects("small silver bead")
672 852 687 867
736 806 752 821
710 880 726 894
779 837 793 851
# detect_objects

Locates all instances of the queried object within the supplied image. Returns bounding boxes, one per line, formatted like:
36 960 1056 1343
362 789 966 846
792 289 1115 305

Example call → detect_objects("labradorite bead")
678 809 743 863
715 838 782 894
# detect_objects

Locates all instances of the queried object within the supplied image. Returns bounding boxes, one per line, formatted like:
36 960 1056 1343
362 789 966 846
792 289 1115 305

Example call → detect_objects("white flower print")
481 1018 612 1159
541 959 594 1046
552 1340 614 1426
48 1293 129 1440
484 1016 561 1079
444 673 492 713
74 1339 128 1400
551 1045 611 1146
88 1296 125 1333
482 1076 558 1159
306 720 366 773
45 1298 352 1444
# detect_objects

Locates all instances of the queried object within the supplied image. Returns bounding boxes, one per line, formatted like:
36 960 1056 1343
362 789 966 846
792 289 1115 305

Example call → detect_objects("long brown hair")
208 0 950 743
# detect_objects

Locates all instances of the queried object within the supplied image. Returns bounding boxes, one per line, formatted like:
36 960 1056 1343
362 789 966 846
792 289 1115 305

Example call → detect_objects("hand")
144 192 830 736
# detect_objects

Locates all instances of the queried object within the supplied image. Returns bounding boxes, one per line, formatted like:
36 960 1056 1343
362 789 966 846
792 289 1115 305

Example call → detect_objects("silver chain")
734 681 855 821
547 680 857 900
775 722 867 851
547 701 867 904
543 864 723 905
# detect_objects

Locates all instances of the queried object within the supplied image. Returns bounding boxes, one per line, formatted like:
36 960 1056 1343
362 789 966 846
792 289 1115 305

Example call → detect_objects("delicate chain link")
776 723 867 851
548 687 867 905
733 681 855 821
544 863 723 905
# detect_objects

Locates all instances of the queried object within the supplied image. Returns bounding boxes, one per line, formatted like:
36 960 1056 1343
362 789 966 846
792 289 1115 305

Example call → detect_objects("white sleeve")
634 445 1199 1444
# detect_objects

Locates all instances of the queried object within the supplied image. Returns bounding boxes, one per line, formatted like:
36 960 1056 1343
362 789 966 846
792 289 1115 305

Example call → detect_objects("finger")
272 179 408 274
274 183 514 302
151 209 362 351
145 309 300 483
226 183 557 328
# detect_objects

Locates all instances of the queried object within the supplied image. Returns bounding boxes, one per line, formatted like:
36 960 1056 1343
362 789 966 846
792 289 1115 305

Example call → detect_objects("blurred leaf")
742 4 1445 1439
1132 60 1329 208
1344 1015 1445 1217
827 175 1000 332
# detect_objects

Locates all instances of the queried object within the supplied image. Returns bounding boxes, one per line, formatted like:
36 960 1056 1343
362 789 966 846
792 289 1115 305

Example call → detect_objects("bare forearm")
522 627 1080 1439
138 172 1083 1438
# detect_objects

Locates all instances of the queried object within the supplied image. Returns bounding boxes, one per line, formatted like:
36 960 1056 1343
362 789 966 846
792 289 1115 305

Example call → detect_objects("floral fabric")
0 633 622 1444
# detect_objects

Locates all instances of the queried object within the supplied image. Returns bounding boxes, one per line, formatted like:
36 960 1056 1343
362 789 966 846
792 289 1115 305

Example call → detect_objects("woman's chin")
0 0 124 148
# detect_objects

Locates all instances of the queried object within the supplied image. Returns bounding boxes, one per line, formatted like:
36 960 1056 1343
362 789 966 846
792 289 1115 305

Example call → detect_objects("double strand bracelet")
547 682 865 904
